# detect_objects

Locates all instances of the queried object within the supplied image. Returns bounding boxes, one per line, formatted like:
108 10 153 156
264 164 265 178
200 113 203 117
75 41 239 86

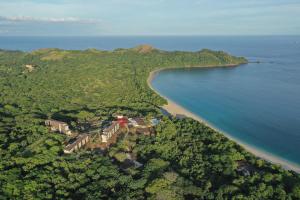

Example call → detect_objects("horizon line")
0 34 300 37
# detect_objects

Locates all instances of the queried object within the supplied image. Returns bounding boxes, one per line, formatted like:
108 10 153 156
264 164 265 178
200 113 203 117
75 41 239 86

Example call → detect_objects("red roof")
118 118 128 127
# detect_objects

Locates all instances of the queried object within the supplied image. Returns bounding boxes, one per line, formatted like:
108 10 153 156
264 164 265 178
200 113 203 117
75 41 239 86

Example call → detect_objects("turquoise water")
1 36 300 165
150 37 300 166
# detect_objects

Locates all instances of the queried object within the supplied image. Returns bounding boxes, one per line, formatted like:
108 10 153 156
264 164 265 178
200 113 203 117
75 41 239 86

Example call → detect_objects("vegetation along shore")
1 45 300 199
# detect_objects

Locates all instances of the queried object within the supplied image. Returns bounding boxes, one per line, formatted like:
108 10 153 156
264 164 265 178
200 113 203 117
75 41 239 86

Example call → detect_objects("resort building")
117 115 128 128
128 117 148 128
120 153 143 170
101 121 120 143
25 64 35 72
64 134 90 154
45 120 72 135
136 127 151 136
236 160 256 176
150 118 160 126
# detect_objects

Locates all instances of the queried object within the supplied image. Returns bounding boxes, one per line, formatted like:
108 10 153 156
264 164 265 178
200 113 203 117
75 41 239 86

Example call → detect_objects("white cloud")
0 16 101 24
0 15 108 36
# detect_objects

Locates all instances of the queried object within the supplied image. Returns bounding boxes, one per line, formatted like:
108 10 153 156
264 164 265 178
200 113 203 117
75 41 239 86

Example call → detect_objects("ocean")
1 36 300 166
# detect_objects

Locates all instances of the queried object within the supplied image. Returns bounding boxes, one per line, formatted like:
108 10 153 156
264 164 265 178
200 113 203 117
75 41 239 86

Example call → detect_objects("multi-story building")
64 134 90 154
101 121 120 143
45 120 72 135
128 117 147 128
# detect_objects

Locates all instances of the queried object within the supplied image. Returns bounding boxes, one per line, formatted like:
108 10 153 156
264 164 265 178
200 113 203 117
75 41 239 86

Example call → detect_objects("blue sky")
0 0 299 36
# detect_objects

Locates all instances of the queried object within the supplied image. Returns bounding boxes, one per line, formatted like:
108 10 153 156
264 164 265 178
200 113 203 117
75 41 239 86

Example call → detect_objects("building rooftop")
136 127 151 135
45 119 69 126
133 117 146 126
150 118 160 126
103 121 119 133
236 160 256 176
64 134 89 152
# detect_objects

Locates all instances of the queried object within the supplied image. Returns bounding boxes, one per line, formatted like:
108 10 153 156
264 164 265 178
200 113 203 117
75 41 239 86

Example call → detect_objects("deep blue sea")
1 36 300 166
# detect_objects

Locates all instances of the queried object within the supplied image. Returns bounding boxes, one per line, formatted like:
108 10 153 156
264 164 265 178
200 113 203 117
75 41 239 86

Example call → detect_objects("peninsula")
1 45 300 199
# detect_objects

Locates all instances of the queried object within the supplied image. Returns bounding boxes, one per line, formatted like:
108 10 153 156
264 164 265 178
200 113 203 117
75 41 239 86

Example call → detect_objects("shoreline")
147 66 300 173
147 63 243 83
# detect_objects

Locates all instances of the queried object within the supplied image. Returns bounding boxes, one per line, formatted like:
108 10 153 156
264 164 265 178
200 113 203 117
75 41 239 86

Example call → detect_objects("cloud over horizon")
0 15 106 36
0 16 101 24
0 0 299 36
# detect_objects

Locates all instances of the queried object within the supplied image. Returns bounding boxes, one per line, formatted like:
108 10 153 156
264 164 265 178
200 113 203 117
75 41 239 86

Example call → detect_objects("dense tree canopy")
1 46 299 199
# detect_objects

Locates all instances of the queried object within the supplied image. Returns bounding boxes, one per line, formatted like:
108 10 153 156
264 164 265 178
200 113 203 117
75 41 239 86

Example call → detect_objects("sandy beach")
147 68 300 173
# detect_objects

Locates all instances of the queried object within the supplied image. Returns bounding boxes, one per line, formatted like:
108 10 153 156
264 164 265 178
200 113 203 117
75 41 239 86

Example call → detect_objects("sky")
0 0 299 36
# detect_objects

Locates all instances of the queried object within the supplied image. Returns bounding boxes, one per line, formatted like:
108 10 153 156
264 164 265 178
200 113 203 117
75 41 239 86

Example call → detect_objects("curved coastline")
147 66 300 173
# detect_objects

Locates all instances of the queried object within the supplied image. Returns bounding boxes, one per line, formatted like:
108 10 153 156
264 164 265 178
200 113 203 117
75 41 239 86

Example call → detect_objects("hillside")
1 47 300 200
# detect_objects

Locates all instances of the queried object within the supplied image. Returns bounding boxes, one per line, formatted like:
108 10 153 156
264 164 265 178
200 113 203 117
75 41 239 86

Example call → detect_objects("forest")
1 46 300 199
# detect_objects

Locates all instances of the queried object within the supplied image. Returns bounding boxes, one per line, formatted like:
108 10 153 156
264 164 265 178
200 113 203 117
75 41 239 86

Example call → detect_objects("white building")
128 117 147 128
64 134 90 154
45 119 72 135
101 121 120 143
